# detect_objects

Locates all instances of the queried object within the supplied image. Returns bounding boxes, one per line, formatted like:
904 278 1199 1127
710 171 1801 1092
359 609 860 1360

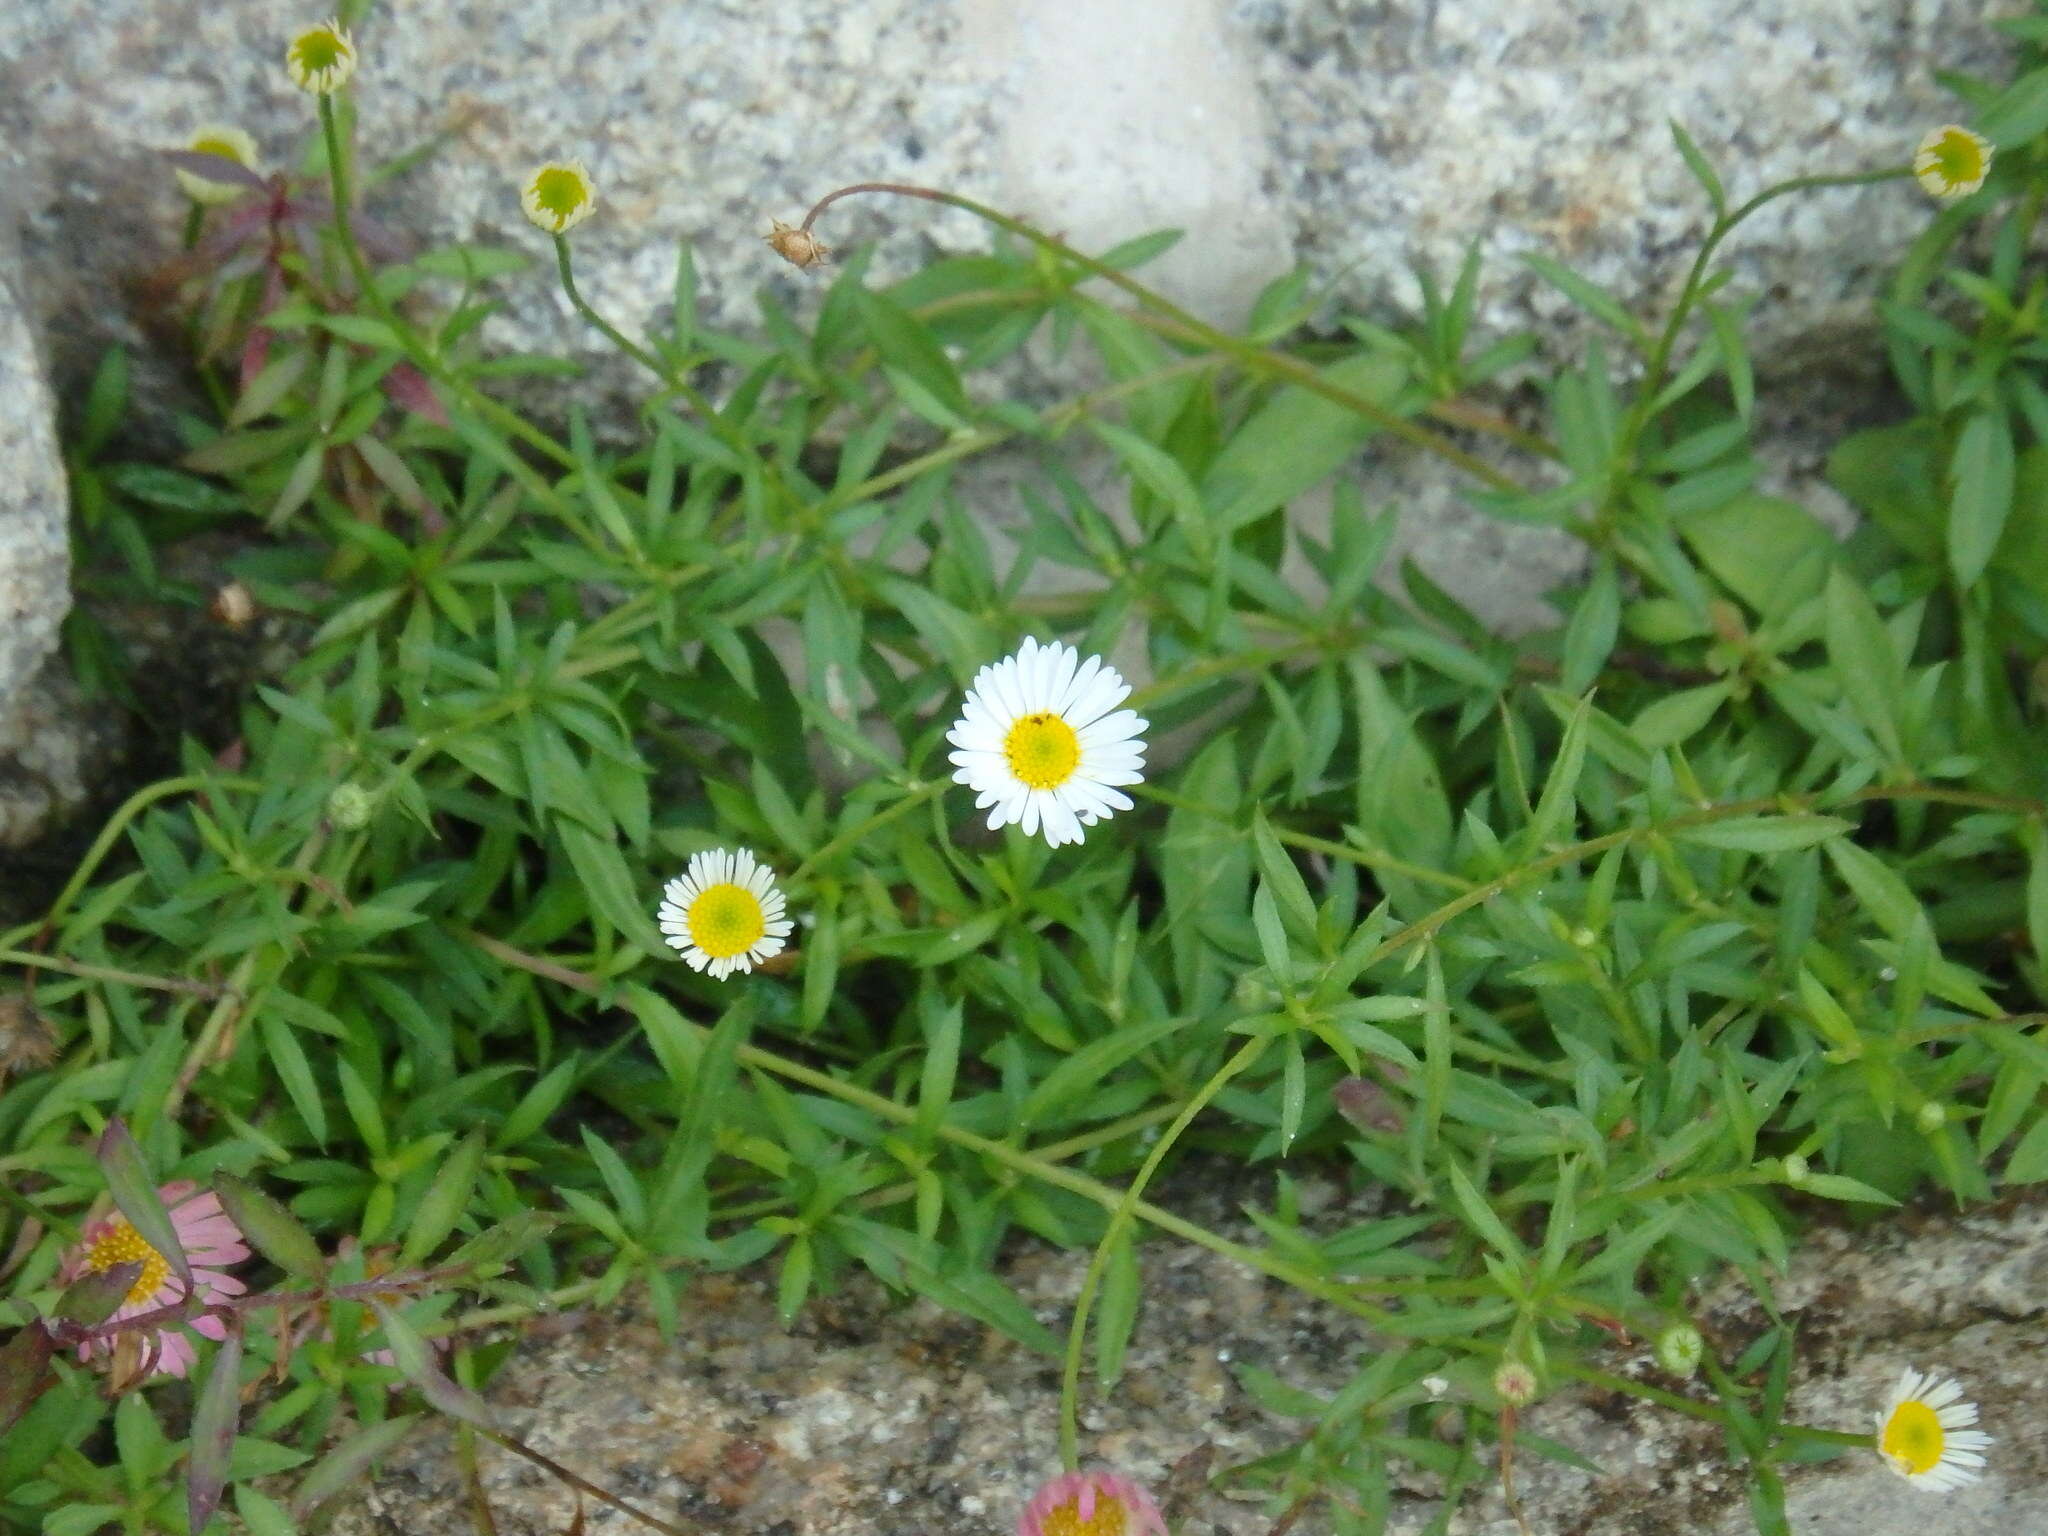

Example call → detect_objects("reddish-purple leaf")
354 213 410 263
380 363 450 428
163 150 268 196
371 1300 496 1429
54 1260 143 1328
197 202 271 261
186 1328 243 1536
290 1415 420 1519
239 328 273 395
0 1324 57 1435
95 1120 192 1293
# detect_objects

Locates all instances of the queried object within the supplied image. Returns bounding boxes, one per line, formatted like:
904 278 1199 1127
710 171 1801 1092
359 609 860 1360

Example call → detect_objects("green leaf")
1675 816 1852 853
398 1131 486 1265
558 820 665 953
1949 408 2015 587
1977 65 2048 146
1198 353 1409 530
856 289 970 423
1560 558 1620 694
95 1119 191 1290
1821 837 1923 941
213 1174 327 1279
1521 254 1647 344
1526 694 1591 851
1823 566 1904 761
1668 120 1726 215
186 1330 243 1536
2004 1115 2048 1182
1826 422 1942 562
1446 1159 1525 1262
1094 1230 1142 1386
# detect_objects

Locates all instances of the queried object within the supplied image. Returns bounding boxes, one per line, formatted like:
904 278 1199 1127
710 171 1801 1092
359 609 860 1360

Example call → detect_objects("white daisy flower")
1913 125 1992 202
656 848 793 979
1875 1366 1993 1491
945 637 1147 849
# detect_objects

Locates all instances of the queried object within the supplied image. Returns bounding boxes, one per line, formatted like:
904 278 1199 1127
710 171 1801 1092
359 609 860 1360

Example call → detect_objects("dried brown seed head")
764 219 830 270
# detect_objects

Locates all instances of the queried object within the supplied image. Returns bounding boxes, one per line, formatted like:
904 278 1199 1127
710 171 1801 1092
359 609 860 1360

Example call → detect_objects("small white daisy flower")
284 20 357 95
520 160 597 235
946 637 1148 849
1876 1366 1993 1491
175 125 259 205
1914 125 1992 202
657 848 793 979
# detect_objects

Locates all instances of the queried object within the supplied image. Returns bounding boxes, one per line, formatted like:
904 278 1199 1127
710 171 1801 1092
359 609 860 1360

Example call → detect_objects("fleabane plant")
9 4 2048 1535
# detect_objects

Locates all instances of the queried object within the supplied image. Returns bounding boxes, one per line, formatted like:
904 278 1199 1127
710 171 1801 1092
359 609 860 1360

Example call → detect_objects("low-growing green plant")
8 3 2048 1532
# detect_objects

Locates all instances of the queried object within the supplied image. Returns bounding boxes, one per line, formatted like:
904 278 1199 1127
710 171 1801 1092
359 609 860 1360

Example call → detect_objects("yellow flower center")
687 883 767 960
1003 712 1081 790
84 1219 171 1307
1040 1495 1128 1536
1881 1399 1946 1477
530 168 590 226
1928 130 1985 189
290 28 349 78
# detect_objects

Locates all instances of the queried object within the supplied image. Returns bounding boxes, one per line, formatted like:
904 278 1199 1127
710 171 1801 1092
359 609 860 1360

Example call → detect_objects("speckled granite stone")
0 242 73 820
325 1185 2048 1535
0 0 2017 800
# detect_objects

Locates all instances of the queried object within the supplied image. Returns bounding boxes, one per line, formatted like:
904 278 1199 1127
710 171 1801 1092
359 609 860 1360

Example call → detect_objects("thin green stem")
797 183 1526 493
788 780 949 883
1636 166 1912 417
11 775 262 943
0 951 229 999
1057 1034 1271 1471
553 235 673 382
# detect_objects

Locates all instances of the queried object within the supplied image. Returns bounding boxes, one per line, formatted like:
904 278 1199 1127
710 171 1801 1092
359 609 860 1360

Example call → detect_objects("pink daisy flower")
1017 1469 1169 1536
58 1180 250 1379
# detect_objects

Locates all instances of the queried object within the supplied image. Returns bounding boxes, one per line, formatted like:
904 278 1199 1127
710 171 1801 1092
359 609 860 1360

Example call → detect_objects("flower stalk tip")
765 218 830 269
286 20 358 95
522 160 597 235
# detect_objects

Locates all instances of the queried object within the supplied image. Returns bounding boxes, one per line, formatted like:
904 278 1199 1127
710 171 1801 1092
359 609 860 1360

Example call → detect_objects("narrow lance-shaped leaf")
96 1119 192 1292
291 1416 421 1519
1949 407 2015 588
399 1130 486 1266
0 1323 58 1435
54 1261 144 1329
371 1300 496 1429
213 1173 326 1279
187 1329 244 1536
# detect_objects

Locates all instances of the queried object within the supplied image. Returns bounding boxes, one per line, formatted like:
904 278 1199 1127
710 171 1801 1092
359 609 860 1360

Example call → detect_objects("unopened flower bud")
1780 1153 1810 1187
1492 1360 1539 1407
1914 124 1993 201
1915 1101 1948 1135
326 783 374 831
285 19 357 95
764 219 830 269
1655 1322 1704 1378
521 160 596 235
1333 1076 1404 1136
